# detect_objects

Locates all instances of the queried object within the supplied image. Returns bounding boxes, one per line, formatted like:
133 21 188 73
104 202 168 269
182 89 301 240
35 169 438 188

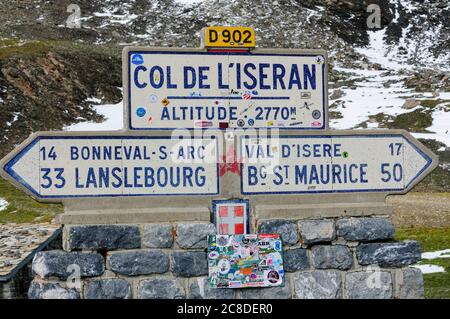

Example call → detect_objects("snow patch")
332 23 450 147
65 101 123 131
422 249 450 260
412 264 445 274
0 198 8 211
355 29 411 71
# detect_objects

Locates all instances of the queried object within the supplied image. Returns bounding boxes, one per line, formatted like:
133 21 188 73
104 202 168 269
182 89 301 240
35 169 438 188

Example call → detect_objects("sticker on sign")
124 47 327 130
0 132 219 201
239 131 438 195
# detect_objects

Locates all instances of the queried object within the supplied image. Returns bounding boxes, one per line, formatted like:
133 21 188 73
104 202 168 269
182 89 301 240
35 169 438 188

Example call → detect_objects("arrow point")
403 136 436 188
3 138 40 196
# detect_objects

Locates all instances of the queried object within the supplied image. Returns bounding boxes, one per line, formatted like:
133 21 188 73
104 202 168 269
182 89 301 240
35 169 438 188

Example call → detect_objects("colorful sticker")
150 94 158 103
216 235 231 247
316 55 325 64
274 240 282 251
207 234 285 289
218 259 231 274
301 92 311 99
209 251 219 259
194 121 213 128
312 110 321 119
131 54 144 65
136 107 146 117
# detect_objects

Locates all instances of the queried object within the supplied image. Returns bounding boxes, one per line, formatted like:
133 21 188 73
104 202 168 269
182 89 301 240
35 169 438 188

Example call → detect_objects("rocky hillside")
0 0 449 189
0 41 122 152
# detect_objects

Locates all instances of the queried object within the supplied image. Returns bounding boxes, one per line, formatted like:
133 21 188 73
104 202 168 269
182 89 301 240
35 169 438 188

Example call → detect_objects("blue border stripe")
404 137 433 189
4 137 41 197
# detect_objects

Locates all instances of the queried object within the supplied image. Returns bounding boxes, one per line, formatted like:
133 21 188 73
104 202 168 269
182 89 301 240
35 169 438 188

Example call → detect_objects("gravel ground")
0 223 60 276
388 192 450 228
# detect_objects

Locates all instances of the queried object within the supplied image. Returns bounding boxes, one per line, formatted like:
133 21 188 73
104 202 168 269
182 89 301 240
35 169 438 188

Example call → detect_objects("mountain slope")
0 0 448 189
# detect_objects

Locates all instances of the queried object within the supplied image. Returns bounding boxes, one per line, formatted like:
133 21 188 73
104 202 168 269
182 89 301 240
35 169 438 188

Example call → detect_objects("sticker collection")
207 234 284 289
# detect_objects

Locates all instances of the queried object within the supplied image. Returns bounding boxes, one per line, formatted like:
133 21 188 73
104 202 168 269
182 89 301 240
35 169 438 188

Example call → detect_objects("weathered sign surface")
0 132 219 201
239 130 438 195
124 47 327 130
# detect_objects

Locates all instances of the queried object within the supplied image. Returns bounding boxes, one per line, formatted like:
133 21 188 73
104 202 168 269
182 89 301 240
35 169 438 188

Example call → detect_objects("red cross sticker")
217 205 245 235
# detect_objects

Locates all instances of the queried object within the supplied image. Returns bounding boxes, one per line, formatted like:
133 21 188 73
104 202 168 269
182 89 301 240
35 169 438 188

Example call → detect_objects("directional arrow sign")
0 132 219 201
239 130 438 195
0 130 438 202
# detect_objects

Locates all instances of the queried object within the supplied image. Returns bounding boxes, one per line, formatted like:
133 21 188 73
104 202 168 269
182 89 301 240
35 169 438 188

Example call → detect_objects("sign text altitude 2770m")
125 47 327 130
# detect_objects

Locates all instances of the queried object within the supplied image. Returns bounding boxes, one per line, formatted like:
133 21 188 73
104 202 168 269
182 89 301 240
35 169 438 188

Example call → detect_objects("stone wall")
1 230 62 299
28 216 424 299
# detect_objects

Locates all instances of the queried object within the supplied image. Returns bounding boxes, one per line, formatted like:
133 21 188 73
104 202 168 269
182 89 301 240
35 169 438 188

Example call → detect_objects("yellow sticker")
162 98 169 106
202 26 255 48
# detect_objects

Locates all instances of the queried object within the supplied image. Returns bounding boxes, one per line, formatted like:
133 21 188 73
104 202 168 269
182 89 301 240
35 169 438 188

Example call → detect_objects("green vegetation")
396 227 450 299
0 38 20 47
0 178 62 224
0 39 122 60
418 138 446 153
0 40 51 59
421 266 450 299
329 110 343 119
359 108 435 132
386 108 433 132
419 99 450 109
356 99 450 133
396 228 450 252
413 139 450 192
416 166 450 192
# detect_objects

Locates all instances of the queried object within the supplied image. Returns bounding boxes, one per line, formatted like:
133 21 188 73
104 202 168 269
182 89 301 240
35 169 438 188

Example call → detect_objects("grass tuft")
396 227 450 299
0 177 62 224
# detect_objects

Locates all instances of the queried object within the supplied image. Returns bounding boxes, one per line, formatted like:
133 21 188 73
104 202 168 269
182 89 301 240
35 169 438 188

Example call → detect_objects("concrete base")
255 201 392 220
58 195 391 225
57 206 210 224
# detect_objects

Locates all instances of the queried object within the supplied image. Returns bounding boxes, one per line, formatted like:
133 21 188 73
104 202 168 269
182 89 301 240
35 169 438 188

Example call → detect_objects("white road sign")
124 48 327 130
239 131 438 195
0 133 219 201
